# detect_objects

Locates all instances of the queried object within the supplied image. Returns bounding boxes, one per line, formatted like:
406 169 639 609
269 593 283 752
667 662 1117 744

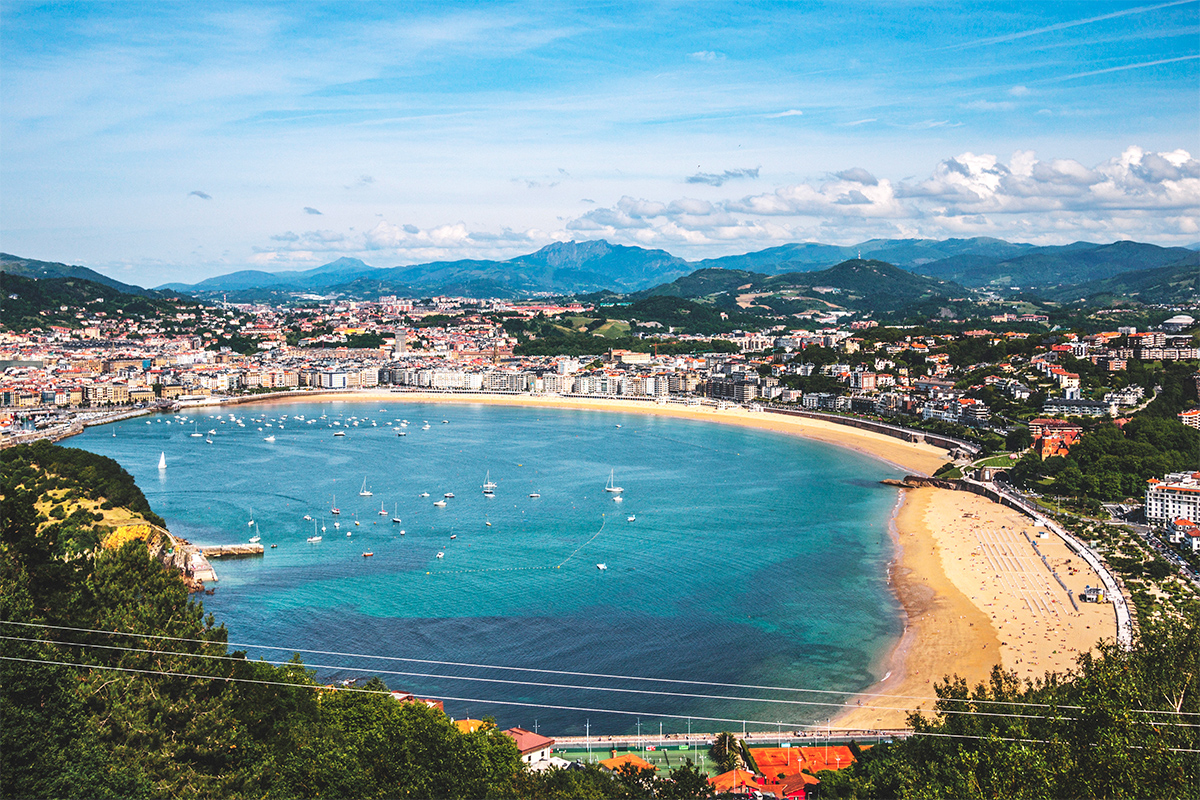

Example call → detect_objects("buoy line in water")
423 516 608 575
555 515 607 568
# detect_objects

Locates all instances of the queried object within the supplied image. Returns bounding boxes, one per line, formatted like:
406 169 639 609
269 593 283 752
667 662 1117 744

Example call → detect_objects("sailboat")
248 508 255 527
190 423 203 438
392 504 401 524
331 496 340 515
359 478 373 497
605 469 623 493
308 521 322 543
379 502 388 516
249 522 261 544
158 452 167 470
482 471 497 496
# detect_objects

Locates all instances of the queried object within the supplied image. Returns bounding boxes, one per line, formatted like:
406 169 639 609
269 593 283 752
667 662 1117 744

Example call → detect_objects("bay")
71 399 905 735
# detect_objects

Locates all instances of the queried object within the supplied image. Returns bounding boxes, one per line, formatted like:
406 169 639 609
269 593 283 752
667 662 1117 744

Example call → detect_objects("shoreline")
227 390 951 477
832 486 1119 731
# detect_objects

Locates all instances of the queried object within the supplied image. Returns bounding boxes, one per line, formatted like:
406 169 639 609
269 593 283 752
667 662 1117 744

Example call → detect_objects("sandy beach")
834 487 1118 731
223 390 1118 731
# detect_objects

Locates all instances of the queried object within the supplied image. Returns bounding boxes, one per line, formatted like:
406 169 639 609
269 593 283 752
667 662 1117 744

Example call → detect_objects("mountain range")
4 237 1198 306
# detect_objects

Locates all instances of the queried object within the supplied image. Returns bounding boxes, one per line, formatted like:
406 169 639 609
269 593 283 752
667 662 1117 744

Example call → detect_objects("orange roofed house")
598 752 656 773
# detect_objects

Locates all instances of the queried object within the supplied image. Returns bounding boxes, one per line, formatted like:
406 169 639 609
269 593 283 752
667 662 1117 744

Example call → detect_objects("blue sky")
2 1 1197 285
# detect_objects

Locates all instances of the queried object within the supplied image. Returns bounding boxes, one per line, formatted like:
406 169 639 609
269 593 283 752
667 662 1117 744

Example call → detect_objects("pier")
200 544 265 559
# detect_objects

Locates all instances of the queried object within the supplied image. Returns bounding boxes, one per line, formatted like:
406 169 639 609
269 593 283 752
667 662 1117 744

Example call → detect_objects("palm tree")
709 731 742 773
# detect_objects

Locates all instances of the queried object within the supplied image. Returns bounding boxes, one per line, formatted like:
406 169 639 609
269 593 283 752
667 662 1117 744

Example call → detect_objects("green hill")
1041 252 1200 305
914 240 1193 289
0 253 148 295
0 272 190 333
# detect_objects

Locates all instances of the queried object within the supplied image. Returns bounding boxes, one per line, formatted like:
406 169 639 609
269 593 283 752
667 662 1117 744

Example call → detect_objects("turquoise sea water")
71 400 905 735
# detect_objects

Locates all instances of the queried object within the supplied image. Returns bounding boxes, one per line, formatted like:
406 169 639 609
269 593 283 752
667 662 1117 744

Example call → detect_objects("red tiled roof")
503 727 554 755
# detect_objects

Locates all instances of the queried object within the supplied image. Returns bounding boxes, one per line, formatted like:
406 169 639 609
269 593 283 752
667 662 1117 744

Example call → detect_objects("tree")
709 731 742 773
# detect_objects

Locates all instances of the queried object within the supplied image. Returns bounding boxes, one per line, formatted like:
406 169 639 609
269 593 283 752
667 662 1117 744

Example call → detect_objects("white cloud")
246 145 1200 267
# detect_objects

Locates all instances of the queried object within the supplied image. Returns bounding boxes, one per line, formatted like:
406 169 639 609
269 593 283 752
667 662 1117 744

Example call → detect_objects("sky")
2 1 1198 287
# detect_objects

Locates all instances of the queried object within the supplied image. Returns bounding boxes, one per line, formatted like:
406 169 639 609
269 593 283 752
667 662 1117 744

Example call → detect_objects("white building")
1145 472 1200 525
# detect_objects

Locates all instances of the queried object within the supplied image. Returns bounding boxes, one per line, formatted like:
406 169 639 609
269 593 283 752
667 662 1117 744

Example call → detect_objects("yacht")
605 469 623 493
482 471 497 492
263 435 276 442
333 431 346 437
444 492 455 499
613 495 623 502
359 478 373 497
433 500 447 507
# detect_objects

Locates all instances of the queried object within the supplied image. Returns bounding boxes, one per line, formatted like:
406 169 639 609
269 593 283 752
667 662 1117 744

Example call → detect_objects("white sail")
158 452 166 470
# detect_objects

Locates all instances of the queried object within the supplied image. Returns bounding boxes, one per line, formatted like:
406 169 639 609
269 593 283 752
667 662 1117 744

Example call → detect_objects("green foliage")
1010 417 1200 501
821 610 1200 799
1 440 165 527
344 331 385 349
709 731 742 773
0 271 183 333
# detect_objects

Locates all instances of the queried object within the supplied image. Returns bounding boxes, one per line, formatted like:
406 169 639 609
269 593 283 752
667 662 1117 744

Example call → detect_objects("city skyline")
2 1 1197 286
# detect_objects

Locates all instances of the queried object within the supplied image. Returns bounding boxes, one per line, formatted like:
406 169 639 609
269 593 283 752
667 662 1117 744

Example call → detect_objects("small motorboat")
450 534 457 540
628 515 636 522
362 552 374 557
307 536 322 543
433 500 447 507
419 492 430 498
436 552 444 559
444 492 455 498
529 493 540 498
596 563 607 571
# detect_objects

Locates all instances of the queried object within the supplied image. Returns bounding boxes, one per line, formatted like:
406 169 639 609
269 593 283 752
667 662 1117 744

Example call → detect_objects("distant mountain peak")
524 240 615 266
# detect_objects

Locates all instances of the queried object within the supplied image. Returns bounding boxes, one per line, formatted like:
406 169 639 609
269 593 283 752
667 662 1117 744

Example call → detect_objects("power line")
9 619 1193 717
5 632 1198 729
3 655 1198 754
